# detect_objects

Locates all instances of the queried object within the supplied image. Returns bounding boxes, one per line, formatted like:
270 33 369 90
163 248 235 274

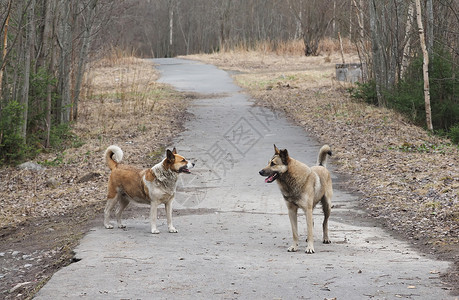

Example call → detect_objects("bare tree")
288 0 334 56
20 0 36 139
41 0 58 147
57 0 72 124
426 0 433 54
0 0 12 95
369 0 384 105
415 0 433 131
72 0 98 121
401 1 414 78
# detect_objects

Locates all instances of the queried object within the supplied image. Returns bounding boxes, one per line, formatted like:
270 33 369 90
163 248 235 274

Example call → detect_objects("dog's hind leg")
301 194 316 254
304 205 315 254
286 201 299 252
321 196 331 244
104 193 119 229
115 196 129 229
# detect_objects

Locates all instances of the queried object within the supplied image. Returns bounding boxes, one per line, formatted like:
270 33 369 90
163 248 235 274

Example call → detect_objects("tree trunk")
401 1 414 78
168 0 174 57
352 0 368 82
426 0 433 54
332 0 336 36
369 0 384 106
415 0 433 131
21 0 36 139
338 31 345 64
58 0 72 124
0 0 12 96
73 0 97 121
45 0 58 148
359 0 364 40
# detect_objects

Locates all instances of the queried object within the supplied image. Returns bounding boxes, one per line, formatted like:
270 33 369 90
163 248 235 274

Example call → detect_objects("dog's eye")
181 159 186 162
270 161 275 166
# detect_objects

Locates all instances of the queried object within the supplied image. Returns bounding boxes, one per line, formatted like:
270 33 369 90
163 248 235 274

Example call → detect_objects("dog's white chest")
143 176 176 203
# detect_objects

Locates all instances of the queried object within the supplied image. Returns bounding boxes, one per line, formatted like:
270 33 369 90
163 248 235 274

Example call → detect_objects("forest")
0 0 458 164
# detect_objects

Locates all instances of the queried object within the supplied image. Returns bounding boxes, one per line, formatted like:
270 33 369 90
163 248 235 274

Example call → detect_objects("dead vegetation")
0 56 189 299
0 57 188 229
187 50 459 292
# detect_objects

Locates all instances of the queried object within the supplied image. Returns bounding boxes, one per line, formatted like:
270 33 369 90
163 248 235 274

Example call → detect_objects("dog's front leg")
305 205 315 254
150 201 160 234
165 198 178 233
286 202 299 252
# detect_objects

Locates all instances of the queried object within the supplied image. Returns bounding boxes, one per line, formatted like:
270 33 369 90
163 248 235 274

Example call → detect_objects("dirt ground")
0 51 458 298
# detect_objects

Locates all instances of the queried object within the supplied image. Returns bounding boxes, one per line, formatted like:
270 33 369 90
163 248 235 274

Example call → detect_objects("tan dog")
259 145 333 253
104 145 194 234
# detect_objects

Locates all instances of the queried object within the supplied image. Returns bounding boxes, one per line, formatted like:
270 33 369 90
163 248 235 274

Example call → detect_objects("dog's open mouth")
179 166 191 174
265 172 279 183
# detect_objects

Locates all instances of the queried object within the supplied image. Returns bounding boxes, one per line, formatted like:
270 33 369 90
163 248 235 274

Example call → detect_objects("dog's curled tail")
317 145 332 167
105 145 123 170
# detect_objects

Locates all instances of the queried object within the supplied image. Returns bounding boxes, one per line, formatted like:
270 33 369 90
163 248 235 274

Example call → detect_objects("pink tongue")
265 175 274 183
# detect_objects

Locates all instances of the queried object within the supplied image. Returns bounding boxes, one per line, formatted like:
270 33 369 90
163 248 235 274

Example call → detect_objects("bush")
348 80 378 105
28 68 58 140
350 46 459 144
450 124 459 144
392 48 459 132
49 123 84 150
0 101 33 164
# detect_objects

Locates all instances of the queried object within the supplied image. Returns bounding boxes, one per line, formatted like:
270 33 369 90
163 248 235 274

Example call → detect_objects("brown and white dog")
259 145 333 253
104 145 194 234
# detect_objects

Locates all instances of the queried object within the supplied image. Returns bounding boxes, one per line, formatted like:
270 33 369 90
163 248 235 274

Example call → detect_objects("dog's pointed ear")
274 144 280 155
172 147 177 154
166 149 175 162
279 149 289 165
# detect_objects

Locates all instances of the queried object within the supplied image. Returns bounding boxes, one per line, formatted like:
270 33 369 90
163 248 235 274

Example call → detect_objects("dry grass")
0 55 188 229
0 53 191 300
217 38 356 57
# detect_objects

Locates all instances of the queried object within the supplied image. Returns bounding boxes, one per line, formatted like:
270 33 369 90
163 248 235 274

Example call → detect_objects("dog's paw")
287 245 298 252
118 224 126 229
168 227 178 233
323 239 331 244
305 246 315 254
105 224 114 229
151 229 160 234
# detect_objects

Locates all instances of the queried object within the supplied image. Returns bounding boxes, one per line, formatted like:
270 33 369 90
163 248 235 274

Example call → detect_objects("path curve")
35 58 453 299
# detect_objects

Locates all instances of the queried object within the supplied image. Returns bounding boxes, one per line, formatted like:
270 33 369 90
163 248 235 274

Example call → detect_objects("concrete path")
35 58 453 299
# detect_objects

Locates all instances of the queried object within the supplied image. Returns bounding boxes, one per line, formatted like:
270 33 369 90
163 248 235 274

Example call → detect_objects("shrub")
0 69 81 165
389 47 459 131
49 123 84 150
0 101 32 164
350 46 459 144
450 124 459 144
348 80 378 105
